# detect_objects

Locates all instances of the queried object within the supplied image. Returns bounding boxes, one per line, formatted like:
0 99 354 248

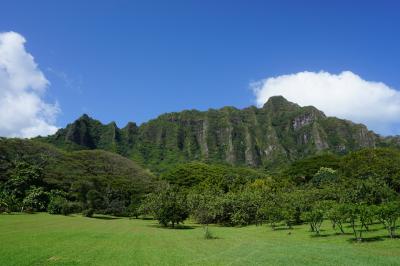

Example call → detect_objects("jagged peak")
262 96 299 110
262 96 326 117
78 113 92 120
107 121 118 127
123 121 138 129
71 114 104 127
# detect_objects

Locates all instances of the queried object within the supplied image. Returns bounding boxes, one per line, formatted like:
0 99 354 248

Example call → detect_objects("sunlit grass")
0 213 399 265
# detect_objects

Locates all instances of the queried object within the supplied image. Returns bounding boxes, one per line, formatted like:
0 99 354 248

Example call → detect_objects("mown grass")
1 213 399 265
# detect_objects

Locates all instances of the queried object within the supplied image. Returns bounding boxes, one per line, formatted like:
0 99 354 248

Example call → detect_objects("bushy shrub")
48 192 80 216
48 195 68 214
105 199 127 217
67 201 82 214
203 225 215 239
22 187 48 212
83 208 94 217
0 191 19 213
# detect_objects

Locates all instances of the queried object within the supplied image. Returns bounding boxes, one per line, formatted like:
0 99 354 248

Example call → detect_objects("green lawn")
1 213 399 265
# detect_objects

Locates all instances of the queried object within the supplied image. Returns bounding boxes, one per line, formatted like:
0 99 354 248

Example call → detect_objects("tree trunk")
310 223 315 232
338 222 345 234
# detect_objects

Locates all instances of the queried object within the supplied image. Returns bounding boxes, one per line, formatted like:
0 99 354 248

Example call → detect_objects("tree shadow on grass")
139 217 154 220
147 224 198 230
310 233 330 238
270 227 299 231
308 231 354 238
346 236 393 243
1 212 38 215
91 215 122 220
204 235 220 240
333 232 353 236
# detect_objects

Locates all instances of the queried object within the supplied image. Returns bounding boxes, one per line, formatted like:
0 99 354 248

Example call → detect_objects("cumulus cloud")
0 31 59 138
252 71 400 135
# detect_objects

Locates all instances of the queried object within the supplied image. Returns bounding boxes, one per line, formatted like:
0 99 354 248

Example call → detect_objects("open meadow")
1 213 399 266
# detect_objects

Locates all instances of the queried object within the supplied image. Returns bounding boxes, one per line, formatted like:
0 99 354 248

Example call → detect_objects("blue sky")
1 1 400 136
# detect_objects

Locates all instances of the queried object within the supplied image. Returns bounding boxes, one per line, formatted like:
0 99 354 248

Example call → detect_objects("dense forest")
1 97 400 241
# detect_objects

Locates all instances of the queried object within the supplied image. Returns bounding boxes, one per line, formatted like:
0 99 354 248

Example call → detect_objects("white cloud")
252 71 400 135
0 31 59 138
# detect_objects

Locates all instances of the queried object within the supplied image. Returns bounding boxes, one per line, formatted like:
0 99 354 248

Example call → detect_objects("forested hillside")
0 138 156 216
38 96 398 173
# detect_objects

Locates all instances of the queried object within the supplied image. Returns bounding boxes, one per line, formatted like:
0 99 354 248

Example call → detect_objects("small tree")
188 190 220 238
301 208 324 235
346 204 374 242
230 190 261 226
83 189 104 217
261 193 283 230
281 193 299 229
128 193 144 219
140 183 189 228
375 201 400 238
326 203 347 234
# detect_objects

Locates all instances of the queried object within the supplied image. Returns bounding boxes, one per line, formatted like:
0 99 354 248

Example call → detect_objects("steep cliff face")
42 114 138 156
39 96 382 172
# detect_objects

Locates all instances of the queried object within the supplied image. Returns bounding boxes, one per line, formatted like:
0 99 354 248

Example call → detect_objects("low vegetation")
1 135 400 264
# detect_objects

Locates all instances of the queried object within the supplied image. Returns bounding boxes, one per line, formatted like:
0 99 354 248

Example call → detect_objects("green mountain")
0 138 156 194
38 96 395 172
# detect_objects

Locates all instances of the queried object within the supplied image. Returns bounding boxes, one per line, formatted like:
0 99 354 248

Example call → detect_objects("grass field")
1 213 400 265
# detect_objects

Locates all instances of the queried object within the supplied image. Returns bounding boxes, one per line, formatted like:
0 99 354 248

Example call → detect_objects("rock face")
40 96 384 172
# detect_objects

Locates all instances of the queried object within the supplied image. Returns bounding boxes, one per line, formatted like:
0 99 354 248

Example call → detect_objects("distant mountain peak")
78 113 92 120
38 98 397 173
263 95 299 110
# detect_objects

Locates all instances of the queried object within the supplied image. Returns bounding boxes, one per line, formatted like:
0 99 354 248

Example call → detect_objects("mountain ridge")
37 96 398 172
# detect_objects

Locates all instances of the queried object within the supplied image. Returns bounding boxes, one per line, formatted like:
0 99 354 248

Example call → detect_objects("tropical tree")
188 190 220 225
326 203 348 234
346 204 374 241
140 183 189 228
301 206 324 235
188 189 221 238
281 192 301 229
374 201 400 238
4 161 42 200
0 195 8 213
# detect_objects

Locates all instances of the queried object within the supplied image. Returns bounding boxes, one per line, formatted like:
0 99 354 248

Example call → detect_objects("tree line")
1 147 400 242
139 169 400 241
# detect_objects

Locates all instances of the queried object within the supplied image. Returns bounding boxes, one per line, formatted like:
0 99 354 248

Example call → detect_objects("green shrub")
67 201 82 214
203 225 215 239
48 196 68 214
22 187 48 212
83 208 94 217
48 194 80 216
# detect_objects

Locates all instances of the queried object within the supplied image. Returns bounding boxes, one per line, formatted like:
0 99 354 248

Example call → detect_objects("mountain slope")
38 96 389 172
0 138 156 191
